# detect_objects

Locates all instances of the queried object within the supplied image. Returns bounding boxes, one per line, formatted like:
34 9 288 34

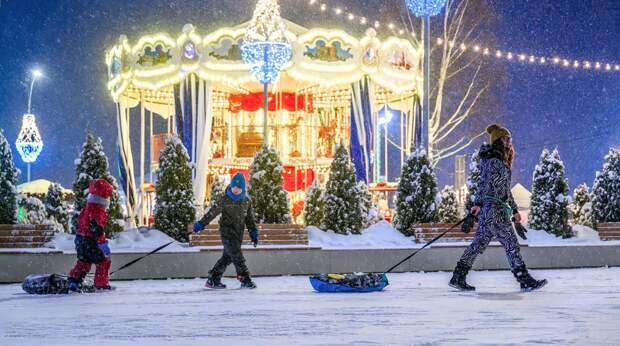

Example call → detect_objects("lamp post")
405 0 447 157
16 69 44 182
241 0 292 147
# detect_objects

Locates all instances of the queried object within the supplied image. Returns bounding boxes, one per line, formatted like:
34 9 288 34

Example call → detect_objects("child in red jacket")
67 179 114 292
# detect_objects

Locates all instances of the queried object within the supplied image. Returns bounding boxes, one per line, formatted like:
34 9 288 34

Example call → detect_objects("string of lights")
303 0 620 74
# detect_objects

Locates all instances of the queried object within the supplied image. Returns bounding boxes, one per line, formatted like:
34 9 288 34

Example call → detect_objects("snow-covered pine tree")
0 129 19 224
17 195 47 225
72 132 124 234
393 149 439 236
303 180 324 228
209 177 227 206
592 148 620 223
464 148 481 215
323 145 364 234
154 136 195 242
248 146 291 224
571 183 595 228
45 182 69 232
357 181 383 228
529 148 572 238
438 186 459 224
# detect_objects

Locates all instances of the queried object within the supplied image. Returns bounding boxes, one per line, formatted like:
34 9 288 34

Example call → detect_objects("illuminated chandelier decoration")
405 0 447 17
240 0 292 146
15 114 44 163
241 0 292 85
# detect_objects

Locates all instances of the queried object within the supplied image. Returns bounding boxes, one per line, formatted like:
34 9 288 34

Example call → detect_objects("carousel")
105 17 422 225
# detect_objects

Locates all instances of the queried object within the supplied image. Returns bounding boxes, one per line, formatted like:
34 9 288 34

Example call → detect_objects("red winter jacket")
77 203 108 244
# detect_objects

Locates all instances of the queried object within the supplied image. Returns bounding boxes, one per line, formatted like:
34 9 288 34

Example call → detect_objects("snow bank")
525 225 603 246
46 228 194 253
308 221 418 249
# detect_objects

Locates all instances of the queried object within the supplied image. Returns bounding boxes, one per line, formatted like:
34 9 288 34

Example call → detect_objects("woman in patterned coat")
449 124 547 292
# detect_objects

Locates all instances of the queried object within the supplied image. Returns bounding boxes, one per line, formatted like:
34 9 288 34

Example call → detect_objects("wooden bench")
0 224 56 248
413 223 476 243
190 224 308 247
597 223 620 241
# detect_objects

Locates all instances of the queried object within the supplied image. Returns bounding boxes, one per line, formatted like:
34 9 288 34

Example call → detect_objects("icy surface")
308 221 418 249
1 268 619 345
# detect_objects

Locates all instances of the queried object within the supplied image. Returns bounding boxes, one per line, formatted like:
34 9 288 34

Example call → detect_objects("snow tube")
309 273 389 293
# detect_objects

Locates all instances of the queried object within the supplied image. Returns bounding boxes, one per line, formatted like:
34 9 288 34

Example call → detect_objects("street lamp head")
32 69 43 78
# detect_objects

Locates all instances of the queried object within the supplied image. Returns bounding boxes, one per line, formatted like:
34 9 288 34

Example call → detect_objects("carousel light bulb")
553 57 560 64
335 7 342 15
473 45 480 52
374 21 380 28
309 0 316 4
360 17 367 24
399 29 405 35
348 13 355 20
540 57 546 64
320 4 326 11
506 52 513 60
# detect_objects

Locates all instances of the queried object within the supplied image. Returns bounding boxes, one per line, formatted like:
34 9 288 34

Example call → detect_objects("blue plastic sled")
309 273 389 293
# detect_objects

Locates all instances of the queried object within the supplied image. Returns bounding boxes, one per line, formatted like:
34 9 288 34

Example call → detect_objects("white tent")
17 179 73 196
511 183 531 223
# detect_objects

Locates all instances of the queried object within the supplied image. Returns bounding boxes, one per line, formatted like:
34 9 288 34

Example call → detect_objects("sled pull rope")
385 216 469 273
110 241 175 276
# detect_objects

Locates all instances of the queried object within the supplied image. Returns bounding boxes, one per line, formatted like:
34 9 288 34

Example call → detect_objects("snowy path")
1 268 619 346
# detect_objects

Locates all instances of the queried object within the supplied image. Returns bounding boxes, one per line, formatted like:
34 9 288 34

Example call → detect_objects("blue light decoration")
405 0 447 17
241 41 292 84
405 0 447 157
15 114 43 163
240 0 291 145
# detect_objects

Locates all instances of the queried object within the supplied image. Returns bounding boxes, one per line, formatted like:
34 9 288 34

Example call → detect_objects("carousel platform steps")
190 224 308 247
413 224 477 243
0 225 55 248
597 223 620 240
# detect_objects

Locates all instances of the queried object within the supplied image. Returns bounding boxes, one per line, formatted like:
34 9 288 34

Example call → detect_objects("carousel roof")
105 19 422 103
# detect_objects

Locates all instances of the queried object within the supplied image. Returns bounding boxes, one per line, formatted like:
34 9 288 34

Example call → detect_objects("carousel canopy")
105 20 422 107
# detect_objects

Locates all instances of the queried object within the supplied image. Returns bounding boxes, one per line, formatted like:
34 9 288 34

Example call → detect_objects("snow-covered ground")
1 268 619 346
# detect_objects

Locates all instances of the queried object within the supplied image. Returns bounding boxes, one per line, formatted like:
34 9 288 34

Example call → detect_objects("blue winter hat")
227 173 246 202
230 173 246 190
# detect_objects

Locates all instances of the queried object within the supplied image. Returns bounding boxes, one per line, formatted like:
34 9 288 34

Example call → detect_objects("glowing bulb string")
303 0 620 74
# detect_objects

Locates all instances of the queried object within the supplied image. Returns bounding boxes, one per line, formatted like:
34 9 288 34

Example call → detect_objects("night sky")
0 0 618 193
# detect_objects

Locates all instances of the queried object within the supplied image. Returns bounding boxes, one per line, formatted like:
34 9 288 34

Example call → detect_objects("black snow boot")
205 272 226 289
449 261 476 291
512 265 547 292
238 274 257 289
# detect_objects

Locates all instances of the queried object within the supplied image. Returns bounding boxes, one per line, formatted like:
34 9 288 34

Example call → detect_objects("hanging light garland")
303 0 620 74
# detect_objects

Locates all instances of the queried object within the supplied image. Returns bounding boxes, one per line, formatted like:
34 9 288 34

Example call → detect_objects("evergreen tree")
571 183 595 228
248 146 291 224
154 136 195 242
323 145 364 234
0 129 19 224
17 195 47 225
209 177 227 206
357 181 383 228
45 182 69 232
303 180 324 227
72 132 124 234
438 186 459 224
464 149 481 215
529 148 572 238
592 148 620 223
393 149 439 236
